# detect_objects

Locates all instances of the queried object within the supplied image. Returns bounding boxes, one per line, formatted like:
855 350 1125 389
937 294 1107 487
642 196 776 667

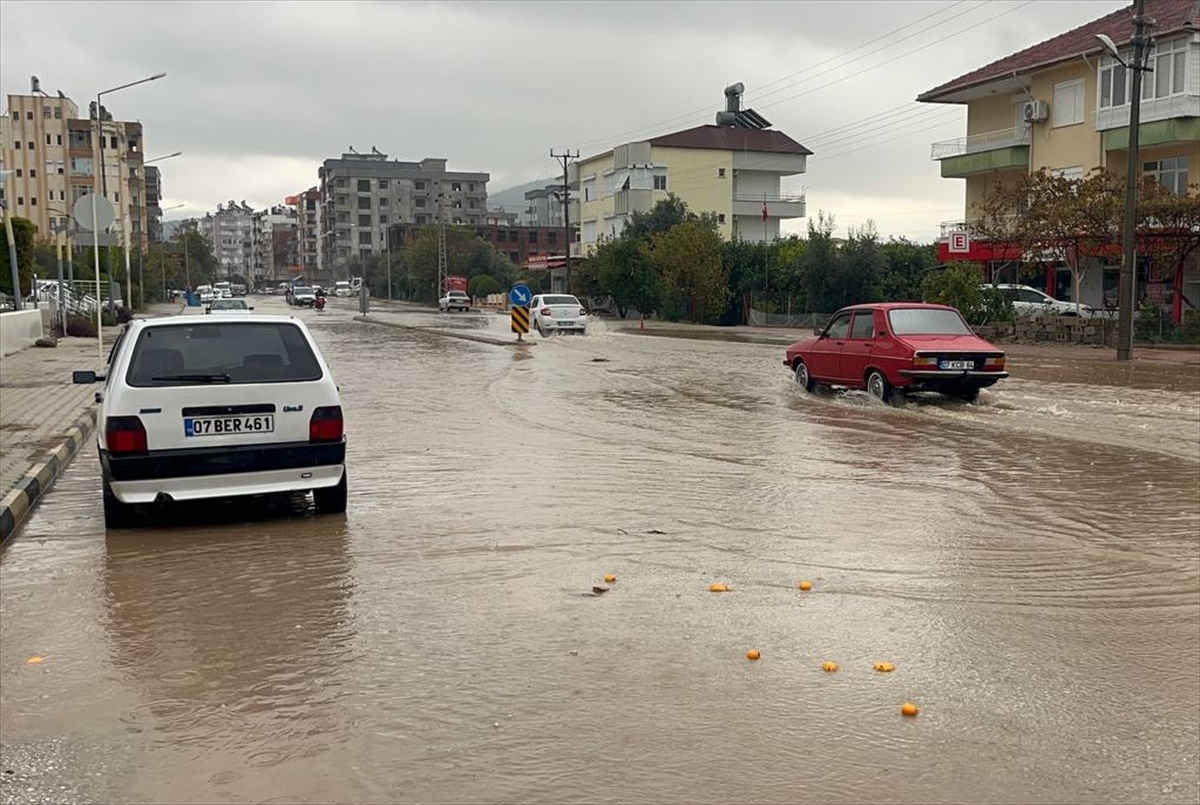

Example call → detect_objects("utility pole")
436 192 447 300
1116 0 1151 361
551 149 579 294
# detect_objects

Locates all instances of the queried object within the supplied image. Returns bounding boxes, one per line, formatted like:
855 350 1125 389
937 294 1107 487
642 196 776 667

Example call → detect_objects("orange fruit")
822 661 839 673
709 583 730 593
873 661 896 673
746 649 761 661
798 580 813 591
901 702 919 717
604 574 617 583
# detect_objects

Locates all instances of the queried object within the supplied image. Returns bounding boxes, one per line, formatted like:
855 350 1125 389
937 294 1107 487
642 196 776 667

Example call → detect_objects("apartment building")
288 187 321 278
572 83 810 256
317 147 489 274
252 205 297 282
919 0 1199 315
145 165 162 242
1 82 150 252
202 200 256 280
523 185 565 228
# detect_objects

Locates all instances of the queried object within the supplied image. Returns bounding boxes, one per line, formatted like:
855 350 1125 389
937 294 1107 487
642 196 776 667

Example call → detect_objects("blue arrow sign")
510 284 532 306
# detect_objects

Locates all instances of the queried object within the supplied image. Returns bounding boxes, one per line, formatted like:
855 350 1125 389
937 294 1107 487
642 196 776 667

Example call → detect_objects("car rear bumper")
103 440 345 503
898 370 1010 381
540 320 588 332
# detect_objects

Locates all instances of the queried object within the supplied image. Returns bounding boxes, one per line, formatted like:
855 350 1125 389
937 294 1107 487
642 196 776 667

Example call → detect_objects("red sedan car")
784 302 1009 402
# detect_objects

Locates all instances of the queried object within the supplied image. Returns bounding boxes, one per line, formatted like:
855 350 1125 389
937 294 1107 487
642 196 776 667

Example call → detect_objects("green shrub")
66 315 98 338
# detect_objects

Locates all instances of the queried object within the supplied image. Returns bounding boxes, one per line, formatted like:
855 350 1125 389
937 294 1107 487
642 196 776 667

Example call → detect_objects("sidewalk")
0 304 181 543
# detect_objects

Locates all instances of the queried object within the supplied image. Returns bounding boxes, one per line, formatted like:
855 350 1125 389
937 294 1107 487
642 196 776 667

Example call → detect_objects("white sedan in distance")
530 294 589 336
439 291 471 312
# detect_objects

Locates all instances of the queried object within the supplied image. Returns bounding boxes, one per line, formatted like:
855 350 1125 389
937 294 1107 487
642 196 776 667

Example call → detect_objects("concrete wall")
0 309 45 356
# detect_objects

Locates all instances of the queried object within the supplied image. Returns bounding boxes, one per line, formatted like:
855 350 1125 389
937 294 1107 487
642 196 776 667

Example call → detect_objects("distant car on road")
334 281 354 298
290 286 316 307
784 302 1008 403
439 290 471 312
983 283 1101 318
72 314 348 527
206 298 254 315
530 294 588 335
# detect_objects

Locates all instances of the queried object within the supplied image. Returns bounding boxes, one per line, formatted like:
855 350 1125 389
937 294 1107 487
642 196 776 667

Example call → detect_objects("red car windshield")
887 308 973 335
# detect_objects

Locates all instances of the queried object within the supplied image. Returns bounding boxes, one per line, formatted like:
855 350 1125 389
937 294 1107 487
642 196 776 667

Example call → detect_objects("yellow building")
918 0 1199 313
570 84 810 256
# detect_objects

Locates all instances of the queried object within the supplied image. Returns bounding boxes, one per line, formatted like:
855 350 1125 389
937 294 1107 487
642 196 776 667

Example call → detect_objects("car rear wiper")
151 373 231 383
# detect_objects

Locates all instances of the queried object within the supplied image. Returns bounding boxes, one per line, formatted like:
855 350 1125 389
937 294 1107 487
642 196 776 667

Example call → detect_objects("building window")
453 200 462 209
14 141 20 150
378 179 388 190
357 179 371 192
718 213 726 223
469 182 476 192
10 111 17 120
718 168 726 178
43 107 51 119
379 197 388 207
45 134 52 145
509 252 519 263
109 135 117 150
114 192 119 203
358 214 372 227
528 230 538 244
548 231 558 245
14 169 21 177
1146 37 1189 100
335 178 347 188
1144 156 1189 195
468 200 478 209
29 168 36 179
416 214 428 224
53 106 61 120
415 199 426 208
17 197 23 206
1099 56 1128 108
1052 79 1084 126
653 175 667 190
415 181 425 190
508 229 519 243
56 134 62 145
379 214 388 225
452 182 462 192
358 197 371 210
25 111 32 120
30 197 37 206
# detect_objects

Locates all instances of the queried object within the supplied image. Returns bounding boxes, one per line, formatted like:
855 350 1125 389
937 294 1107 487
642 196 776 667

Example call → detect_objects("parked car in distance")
784 302 1008 403
290 286 316 307
983 283 1101 318
206 298 254 315
72 314 348 527
530 294 589 335
439 290 471 312
214 281 233 299
196 285 218 304
334 281 353 298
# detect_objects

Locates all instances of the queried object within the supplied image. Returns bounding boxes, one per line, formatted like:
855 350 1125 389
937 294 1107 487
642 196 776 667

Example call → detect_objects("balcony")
931 127 1031 179
732 191 806 220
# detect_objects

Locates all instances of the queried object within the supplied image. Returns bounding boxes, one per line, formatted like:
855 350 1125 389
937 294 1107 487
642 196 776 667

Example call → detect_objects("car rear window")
887 308 973 335
126 322 323 386
543 295 580 306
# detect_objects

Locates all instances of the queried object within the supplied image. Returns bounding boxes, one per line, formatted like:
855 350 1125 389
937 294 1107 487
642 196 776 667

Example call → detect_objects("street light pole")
1100 5 1150 361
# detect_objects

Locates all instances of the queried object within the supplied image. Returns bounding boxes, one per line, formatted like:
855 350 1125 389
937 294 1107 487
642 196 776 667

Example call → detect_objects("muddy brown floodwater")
2 298 1198 805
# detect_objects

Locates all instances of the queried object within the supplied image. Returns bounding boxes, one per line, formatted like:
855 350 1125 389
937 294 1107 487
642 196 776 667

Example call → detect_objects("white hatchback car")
530 294 588 335
74 315 347 527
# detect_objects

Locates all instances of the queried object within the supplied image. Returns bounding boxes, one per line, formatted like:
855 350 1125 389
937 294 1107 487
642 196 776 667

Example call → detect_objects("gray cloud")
1 0 1127 240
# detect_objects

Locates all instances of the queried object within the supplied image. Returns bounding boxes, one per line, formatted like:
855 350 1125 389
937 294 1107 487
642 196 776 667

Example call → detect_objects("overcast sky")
1 0 1127 241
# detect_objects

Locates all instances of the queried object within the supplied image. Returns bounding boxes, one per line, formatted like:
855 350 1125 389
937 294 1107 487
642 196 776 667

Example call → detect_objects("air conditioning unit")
1023 100 1050 123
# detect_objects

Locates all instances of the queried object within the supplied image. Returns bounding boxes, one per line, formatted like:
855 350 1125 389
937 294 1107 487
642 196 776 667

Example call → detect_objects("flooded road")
3 297 1198 805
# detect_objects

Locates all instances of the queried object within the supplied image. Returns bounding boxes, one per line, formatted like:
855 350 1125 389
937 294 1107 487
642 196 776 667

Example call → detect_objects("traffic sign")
510 284 532 306
73 193 115 231
511 305 530 337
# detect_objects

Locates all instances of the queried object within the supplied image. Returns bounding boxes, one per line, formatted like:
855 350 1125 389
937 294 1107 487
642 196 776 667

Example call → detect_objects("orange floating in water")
798 580 813 591
746 649 761 661
822 661 839 673
26 656 45 664
901 702 919 717
604 574 617 583
709 583 730 593
873 661 896 673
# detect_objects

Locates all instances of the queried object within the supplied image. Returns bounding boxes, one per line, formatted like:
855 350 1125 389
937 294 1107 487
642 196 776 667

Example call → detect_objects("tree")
653 219 729 324
921 261 1013 325
878 238 937 302
173 229 218 287
1 216 37 299
468 273 502 299
593 235 659 318
624 194 719 241
1139 179 1200 324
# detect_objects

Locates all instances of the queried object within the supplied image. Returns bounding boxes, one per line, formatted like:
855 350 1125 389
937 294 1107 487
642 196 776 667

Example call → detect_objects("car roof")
130 313 309 330
836 302 958 312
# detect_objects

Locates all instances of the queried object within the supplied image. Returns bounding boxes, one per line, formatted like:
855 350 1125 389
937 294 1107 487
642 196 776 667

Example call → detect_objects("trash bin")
185 292 200 307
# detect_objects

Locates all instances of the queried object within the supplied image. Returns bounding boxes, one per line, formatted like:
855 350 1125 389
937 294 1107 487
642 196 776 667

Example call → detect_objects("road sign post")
509 284 533 342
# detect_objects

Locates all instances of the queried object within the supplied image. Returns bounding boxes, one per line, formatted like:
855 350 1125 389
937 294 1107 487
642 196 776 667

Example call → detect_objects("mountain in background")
488 177 560 214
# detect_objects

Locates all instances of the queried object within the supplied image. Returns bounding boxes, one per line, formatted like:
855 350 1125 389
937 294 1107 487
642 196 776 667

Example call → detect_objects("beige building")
919 0 1199 312
1 82 151 253
570 84 810 256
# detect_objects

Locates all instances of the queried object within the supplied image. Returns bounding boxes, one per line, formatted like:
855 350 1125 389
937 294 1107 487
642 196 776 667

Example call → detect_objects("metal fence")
747 308 832 329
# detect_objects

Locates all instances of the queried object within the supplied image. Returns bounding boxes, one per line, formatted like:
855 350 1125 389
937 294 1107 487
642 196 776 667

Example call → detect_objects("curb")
0 407 97 544
354 315 536 348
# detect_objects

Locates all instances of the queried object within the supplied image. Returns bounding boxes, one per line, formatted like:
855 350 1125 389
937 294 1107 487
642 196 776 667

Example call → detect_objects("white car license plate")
558 320 575 327
185 414 274 437
940 360 973 370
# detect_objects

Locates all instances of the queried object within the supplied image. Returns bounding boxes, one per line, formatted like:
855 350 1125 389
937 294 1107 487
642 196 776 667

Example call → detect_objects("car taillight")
105 416 147 455
579 308 586 317
309 406 344 442
984 356 1006 370
913 356 938 369
540 307 552 316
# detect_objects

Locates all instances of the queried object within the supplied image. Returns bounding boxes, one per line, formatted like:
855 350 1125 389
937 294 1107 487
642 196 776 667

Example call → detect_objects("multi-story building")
523 185 565 228
203 200 256 280
1 82 150 252
572 83 810 256
252 205 297 283
919 0 1199 316
145 165 163 242
288 187 321 279
317 147 489 274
